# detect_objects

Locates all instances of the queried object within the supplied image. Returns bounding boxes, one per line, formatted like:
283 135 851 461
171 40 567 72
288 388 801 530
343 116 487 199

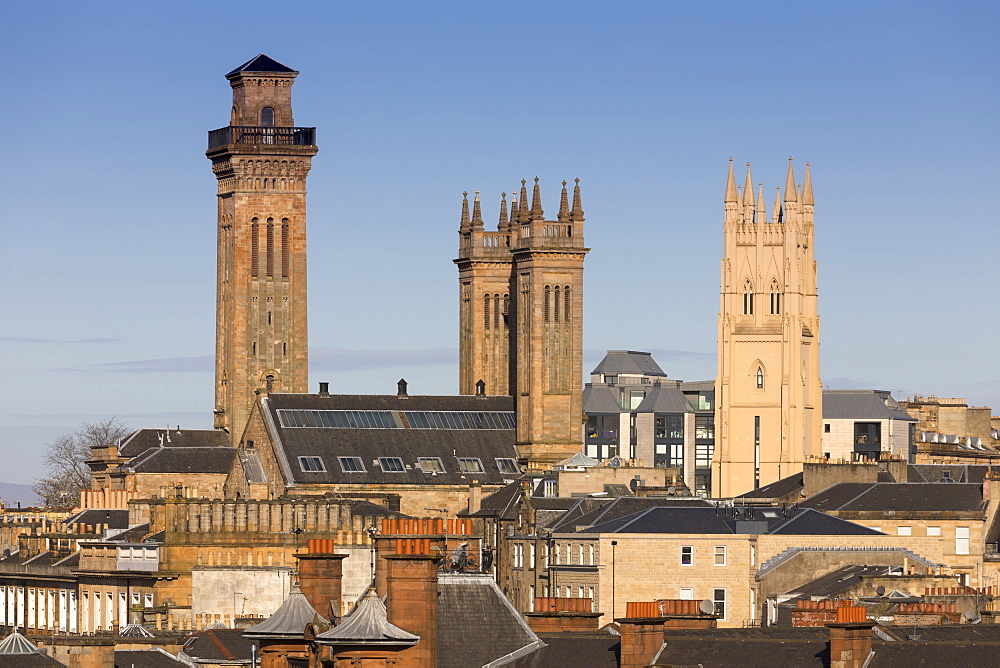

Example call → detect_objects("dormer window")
261 107 275 127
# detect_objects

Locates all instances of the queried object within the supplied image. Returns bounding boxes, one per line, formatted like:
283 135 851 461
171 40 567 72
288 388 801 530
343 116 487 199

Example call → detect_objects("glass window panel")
496 458 520 474
379 457 405 472
418 457 444 473
339 457 365 472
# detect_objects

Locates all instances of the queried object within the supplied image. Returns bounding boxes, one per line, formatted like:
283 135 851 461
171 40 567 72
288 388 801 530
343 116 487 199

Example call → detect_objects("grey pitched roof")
181 628 254 662
63 509 130 530
548 497 711 533
634 384 692 413
113 648 187 667
822 390 917 421
437 575 542 668
582 385 622 413
468 480 522 520
591 351 666 377
125 447 237 474
244 587 327 640
119 428 230 458
226 54 297 77
0 655 64 667
507 634 620 668
262 394 518 486
579 506 882 536
801 483 986 513
314 588 418 646
734 472 804 499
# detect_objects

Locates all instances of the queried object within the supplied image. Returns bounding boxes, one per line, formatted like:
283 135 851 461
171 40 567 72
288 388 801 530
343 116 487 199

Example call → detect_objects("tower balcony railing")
208 126 317 149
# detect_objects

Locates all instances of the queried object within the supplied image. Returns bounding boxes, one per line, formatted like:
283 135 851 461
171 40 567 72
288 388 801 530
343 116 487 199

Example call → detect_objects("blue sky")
2 1 997 484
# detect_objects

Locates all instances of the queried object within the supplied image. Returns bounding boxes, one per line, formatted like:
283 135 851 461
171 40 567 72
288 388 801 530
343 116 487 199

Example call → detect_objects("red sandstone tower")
206 54 317 439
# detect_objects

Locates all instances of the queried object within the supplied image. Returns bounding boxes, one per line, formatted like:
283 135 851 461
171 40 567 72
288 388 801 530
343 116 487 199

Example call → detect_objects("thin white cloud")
1 336 122 344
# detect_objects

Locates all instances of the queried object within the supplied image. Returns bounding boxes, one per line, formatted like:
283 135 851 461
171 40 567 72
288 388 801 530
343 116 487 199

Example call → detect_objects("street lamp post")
610 540 618 621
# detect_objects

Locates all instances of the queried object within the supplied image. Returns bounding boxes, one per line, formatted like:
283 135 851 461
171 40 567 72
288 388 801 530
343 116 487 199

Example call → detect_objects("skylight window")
298 456 326 472
457 457 485 473
496 458 520 474
338 457 366 473
418 458 445 474
379 457 406 473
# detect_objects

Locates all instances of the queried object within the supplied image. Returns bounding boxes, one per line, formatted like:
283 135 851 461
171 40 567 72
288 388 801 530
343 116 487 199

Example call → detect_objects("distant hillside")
0 482 42 508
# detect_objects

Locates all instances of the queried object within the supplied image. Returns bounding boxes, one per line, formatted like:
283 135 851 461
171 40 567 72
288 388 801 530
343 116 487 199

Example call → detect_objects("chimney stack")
318 382 330 396
827 606 874 668
385 549 441 668
295 539 347 621
397 378 408 397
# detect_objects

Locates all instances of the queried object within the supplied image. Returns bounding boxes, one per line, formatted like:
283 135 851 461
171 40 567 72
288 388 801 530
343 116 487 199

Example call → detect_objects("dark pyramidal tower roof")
226 54 297 77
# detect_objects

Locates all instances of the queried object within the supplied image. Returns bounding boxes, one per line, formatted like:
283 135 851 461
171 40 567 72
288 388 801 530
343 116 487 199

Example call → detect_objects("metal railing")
208 126 316 149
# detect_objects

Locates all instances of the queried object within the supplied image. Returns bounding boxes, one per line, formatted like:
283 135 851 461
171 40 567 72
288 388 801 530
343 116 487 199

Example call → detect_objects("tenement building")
207 54 317 440
455 179 589 469
714 159 822 497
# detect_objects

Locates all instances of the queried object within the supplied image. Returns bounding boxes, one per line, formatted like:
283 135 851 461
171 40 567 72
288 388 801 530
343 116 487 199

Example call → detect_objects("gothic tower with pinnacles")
713 158 822 497
207 55 317 439
456 179 588 469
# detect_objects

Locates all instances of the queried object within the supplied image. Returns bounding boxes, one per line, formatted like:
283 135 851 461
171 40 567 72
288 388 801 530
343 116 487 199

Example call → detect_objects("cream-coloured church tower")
713 158 822 497
206 55 317 439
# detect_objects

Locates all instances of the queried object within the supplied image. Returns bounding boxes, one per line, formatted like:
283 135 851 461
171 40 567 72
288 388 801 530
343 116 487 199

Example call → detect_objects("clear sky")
2 1 998 485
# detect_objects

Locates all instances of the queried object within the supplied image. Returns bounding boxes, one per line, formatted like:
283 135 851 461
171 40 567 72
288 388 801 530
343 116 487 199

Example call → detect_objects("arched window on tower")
756 366 764 389
265 374 275 392
544 286 551 322
261 107 275 127
483 294 491 330
564 285 571 322
770 280 781 315
250 218 259 277
743 280 754 315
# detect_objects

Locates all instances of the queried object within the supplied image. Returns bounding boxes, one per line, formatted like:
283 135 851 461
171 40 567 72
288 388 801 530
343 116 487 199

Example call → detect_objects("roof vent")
475 379 486 397
397 378 408 397
318 382 330 397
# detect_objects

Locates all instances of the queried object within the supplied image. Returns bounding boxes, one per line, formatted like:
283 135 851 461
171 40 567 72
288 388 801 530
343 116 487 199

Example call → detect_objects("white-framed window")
927 526 942 536
543 480 557 497
563 586 571 598
681 545 693 565
378 457 406 472
529 543 536 566
418 457 445 473
529 586 535 610
338 456 365 472
577 544 584 564
588 544 595 565
586 587 594 603
956 527 970 555
543 544 549 568
457 457 485 473
897 526 912 536
578 587 584 598
713 588 727 619
714 545 726 566
679 588 694 600
298 456 326 472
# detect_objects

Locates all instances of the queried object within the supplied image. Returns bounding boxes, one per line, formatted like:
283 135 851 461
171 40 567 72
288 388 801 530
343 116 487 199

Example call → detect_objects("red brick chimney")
618 600 718 668
384 543 442 668
827 605 874 668
295 538 348 621
524 597 600 633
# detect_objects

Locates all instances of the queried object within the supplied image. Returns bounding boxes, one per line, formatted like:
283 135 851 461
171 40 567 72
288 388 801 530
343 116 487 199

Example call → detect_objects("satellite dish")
699 599 715 615
964 609 979 622
668 486 677 495
876 586 886 596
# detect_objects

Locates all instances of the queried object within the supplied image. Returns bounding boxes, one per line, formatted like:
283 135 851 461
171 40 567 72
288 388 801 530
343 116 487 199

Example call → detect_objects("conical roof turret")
314 587 419 647
244 586 328 640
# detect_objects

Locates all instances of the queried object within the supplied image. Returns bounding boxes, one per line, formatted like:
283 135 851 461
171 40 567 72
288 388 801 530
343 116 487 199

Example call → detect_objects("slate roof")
125 447 237 474
634 384 692 413
822 390 917 421
0 655 64 667
119 428 229 458
582 385 623 413
578 506 882 536
244 587 327 640
549 497 712 533
261 394 519 486
226 54 297 77
735 472 804 499
315 588 418 646
800 483 986 513
437 574 542 668
908 464 1000 483
782 565 893 598
466 480 521 519
591 351 666 377
63 509 130 530
182 628 254 662
113 648 187 667
507 633 620 668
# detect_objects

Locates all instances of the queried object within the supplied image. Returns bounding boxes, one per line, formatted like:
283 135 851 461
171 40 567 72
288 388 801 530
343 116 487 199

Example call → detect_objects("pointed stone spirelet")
725 157 738 203
756 183 767 223
773 187 783 224
498 192 509 231
530 177 544 221
784 157 798 203
570 177 584 221
471 189 483 229
460 191 470 229
801 162 814 206
518 179 531 223
510 189 520 226
558 180 570 222
743 163 755 210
